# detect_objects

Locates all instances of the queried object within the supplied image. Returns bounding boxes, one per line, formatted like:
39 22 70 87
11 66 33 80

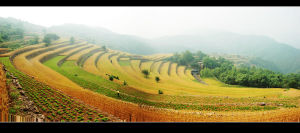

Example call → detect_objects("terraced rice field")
4 39 300 122
0 57 117 122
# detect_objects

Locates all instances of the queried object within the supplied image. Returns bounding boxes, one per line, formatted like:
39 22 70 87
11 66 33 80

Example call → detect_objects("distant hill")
149 31 300 73
47 24 156 55
210 53 282 72
1 18 299 73
0 17 45 36
0 17 44 50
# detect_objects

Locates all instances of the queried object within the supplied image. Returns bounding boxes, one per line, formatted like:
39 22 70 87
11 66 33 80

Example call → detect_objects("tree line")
166 50 300 89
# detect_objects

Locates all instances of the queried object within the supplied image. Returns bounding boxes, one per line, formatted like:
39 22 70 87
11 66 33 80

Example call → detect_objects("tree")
44 33 60 41
43 33 60 47
158 90 163 94
200 68 214 78
203 56 220 69
70 36 75 44
182 50 194 65
142 69 150 78
43 36 51 47
102 45 107 51
109 75 114 81
155 76 160 83
0 34 3 43
33 36 39 44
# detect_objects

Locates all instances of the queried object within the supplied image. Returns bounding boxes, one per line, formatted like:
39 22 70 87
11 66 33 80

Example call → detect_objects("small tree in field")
33 35 39 44
142 69 149 78
43 33 59 47
43 37 51 47
123 80 127 86
102 45 107 51
70 36 75 44
109 75 114 81
155 76 160 83
158 90 163 94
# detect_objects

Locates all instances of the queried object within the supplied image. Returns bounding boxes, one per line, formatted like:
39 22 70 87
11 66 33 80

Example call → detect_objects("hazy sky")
0 7 300 49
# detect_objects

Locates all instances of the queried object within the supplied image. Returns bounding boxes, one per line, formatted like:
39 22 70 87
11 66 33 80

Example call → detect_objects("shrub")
10 92 19 100
109 75 114 81
155 76 160 83
158 90 163 94
47 116 52 120
101 117 109 122
200 68 214 78
142 69 150 78
9 108 17 114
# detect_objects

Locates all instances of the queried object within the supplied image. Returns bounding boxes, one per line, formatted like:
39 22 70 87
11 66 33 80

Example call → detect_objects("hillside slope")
150 31 300 73
47 24 156 55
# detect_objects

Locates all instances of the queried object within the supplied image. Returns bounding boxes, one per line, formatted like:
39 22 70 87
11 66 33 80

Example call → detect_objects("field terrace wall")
167 62 172 76
158 61 166 74
39 44 87 63
77 48 103 67
9 41 69 62
95 52 107 68
107 52 120 60
0 48 10 55
57 45 91 67
149 61 156 72
175 64 180 76
116 54 129 62
138 59 152 71
184 66 188 75
25 42 72 60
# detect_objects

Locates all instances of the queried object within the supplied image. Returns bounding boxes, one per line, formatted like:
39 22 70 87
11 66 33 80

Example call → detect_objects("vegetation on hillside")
0 17 41 50
151 31 300 74
43 33 60 47
166 50 207 70
0 57 114 122
167 50 300 89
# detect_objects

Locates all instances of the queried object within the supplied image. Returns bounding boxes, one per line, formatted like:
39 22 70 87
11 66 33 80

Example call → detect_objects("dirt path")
192 73 208 85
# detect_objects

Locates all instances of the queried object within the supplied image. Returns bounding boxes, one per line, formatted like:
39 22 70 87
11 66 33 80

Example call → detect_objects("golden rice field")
3 38 300 122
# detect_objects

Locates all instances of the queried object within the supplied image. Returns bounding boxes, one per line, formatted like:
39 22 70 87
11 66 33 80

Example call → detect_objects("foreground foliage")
0 57 112 122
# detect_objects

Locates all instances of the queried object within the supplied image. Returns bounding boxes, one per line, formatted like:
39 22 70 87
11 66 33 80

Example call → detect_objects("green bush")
142 69 150 78
109 75 114 81
9 108 17 114
155 76 160 83
101 117 109 122
9 92 19 100
200 68 214 78
158 90 163 94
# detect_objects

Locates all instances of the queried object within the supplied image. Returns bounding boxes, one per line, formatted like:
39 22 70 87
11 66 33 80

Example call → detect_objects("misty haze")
0 7 300 123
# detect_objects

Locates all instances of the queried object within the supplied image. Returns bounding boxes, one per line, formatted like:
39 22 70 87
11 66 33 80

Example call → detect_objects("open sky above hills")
0 7 300 49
